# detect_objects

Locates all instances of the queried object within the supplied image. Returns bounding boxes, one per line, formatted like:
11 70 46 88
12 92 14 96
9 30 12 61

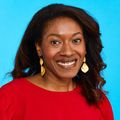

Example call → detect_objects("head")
36 16 86 80
11 4 106 104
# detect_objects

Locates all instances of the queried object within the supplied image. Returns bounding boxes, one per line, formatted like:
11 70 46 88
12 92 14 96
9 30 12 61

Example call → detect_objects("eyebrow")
47 32 83 38
73 32 83 36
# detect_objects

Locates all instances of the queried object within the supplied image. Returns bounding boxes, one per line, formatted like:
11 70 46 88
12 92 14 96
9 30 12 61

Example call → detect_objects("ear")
35 43 41 57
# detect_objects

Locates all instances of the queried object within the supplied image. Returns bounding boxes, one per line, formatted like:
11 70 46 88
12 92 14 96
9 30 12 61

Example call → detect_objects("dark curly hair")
11 4 106 105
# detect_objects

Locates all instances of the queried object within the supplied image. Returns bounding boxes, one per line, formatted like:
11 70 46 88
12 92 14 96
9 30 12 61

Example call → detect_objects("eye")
72 38 81 44
50 40 62 45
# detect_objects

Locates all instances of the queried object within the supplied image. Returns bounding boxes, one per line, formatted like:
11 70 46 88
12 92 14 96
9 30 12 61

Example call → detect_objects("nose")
60 43 74 56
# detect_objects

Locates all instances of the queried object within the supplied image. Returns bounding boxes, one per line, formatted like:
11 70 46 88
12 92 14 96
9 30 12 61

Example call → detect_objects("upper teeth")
57 60 75 66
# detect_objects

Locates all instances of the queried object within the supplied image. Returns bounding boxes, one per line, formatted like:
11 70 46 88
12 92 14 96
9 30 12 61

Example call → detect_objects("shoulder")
0 78 26 93
0 77 27 100
0 78 27 103
1 78 26 87
0 78 25 119
98 92 114 120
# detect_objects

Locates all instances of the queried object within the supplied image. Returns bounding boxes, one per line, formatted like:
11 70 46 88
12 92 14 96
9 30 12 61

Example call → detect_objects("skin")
27 17 86 92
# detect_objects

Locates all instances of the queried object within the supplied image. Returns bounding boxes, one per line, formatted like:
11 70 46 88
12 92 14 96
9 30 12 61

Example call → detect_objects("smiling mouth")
57 59 77 69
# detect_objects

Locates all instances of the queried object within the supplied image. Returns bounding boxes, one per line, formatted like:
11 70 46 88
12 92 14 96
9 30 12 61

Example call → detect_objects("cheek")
42 46 59 62
81 47 86 55
75 44 86 57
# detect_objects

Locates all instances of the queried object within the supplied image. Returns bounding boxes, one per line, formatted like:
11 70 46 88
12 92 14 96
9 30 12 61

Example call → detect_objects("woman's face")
37 17 86 80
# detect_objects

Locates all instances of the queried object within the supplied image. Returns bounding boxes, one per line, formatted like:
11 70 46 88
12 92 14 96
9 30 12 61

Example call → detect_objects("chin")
57 72 78 80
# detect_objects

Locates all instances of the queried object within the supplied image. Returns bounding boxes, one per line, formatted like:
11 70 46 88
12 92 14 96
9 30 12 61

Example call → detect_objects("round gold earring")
40 58 45 76
81 57 89 73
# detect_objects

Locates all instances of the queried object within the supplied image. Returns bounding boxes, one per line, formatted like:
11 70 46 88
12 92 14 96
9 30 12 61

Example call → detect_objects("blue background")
0 0 120 119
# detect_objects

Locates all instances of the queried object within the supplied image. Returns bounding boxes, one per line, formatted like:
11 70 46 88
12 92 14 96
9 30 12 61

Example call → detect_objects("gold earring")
81 57 89 73
40 58 45 76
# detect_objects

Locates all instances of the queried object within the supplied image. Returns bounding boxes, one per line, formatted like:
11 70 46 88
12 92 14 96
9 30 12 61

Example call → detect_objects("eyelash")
50 38 81 46
50 40 61 45
72 39 81 44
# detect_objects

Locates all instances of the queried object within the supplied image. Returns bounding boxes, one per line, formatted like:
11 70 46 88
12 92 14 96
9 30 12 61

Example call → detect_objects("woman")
0 3 114 120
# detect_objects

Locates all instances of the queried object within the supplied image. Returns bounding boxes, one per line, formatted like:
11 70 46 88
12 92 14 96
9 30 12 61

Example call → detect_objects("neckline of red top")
21 77 81 94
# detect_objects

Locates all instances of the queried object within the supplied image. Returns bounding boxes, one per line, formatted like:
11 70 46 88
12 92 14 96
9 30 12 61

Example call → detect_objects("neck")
40 73 76 92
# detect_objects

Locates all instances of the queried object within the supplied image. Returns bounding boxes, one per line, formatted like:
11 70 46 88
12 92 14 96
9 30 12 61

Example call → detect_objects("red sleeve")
0 85 24 120
98 92 114 120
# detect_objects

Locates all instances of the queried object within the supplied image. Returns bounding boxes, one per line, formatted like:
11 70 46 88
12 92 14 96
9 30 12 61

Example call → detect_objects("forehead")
43 17 83 35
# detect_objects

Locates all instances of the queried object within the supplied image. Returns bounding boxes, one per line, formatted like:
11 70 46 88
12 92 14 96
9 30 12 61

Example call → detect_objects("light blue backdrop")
0 0 120 119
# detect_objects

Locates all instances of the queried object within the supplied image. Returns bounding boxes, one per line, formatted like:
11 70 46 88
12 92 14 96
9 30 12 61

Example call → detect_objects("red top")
0 78 114 120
